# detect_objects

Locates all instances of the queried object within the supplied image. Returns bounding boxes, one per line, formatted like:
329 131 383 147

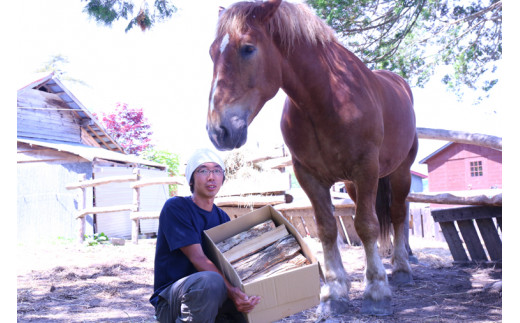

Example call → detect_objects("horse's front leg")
292 162 350 315
353 174 393 315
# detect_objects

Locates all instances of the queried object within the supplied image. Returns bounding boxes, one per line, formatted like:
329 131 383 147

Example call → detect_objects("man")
150 148 260 322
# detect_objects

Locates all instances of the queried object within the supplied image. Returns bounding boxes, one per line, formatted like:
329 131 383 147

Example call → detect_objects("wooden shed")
419 142 502 192
17 73 168 243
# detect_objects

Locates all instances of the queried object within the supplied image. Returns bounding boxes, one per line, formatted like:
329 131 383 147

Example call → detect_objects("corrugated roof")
18 73 125 153
18 137 166 170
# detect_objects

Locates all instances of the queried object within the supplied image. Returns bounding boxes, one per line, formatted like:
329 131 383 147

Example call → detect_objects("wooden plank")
340 215 361 246
275 201 355 213
66 174 139 189
475 218 502 261
130 211 160 220
214 194 288 207
416 127 502 150
302 215 319 238
233 235 301 282
130 177 184 188
279 209 310 237
410 208 423 237
220 206 253 219
422 208 437 240
288 215 308 237
225 225 290 263
77 204 137 219
408 192 502 206
242 253 310 283
432 206 502 222
438 221 469 262
335 217 348 244
456 220 488 262
216 220 276 253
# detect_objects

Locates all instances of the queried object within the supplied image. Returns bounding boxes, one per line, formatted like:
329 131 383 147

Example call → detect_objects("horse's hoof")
408 254 419 264
391 270 414 286
361 296 392 316
316 297 350 317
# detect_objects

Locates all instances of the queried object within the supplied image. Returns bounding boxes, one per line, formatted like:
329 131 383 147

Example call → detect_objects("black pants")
155 271 246 323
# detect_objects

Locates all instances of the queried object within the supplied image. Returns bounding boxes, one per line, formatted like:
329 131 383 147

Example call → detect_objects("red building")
419 143 502 192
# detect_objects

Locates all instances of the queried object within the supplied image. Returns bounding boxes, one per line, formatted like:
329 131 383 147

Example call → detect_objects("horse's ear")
256 0 282 22
218 6 225 17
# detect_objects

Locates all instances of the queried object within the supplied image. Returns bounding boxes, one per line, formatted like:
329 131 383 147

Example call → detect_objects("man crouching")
150 148 260 322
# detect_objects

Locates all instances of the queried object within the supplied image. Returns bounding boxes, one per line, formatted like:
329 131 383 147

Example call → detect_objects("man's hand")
180 244 261 313
228 286 261 313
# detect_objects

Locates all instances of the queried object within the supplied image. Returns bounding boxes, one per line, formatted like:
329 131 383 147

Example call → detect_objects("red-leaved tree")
96 103 154 155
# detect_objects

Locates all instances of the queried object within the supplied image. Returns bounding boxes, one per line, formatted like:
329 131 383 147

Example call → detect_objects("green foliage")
36 54 88 86
142 148 180 196
307 0 502 100
84 232 110 246
81 0 177 32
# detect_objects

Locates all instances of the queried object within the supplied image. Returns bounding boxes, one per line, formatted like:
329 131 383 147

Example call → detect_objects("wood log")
416 127 502 150
216 220 276 253
232 235 301 282
66 174 138 190
407 192 502 206
130 176 184 188
242 253 310 283
214 194 290 207
76 204 137 219
225 225 289 264
130 211 161 220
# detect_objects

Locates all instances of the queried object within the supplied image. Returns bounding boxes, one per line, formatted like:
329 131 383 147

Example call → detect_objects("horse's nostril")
218 125 229 142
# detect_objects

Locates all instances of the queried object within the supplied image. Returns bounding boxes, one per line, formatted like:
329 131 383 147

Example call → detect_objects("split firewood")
216 220 276 253
225 225 290 264
233 235 302 281
242 253 310 283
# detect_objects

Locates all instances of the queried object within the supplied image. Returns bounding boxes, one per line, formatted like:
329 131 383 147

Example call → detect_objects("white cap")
185 148 226 184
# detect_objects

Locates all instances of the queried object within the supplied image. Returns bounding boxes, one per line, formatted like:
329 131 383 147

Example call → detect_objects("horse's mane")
217 1 337 53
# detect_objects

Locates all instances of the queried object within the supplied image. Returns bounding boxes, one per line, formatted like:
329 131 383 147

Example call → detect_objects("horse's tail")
376 176 392 247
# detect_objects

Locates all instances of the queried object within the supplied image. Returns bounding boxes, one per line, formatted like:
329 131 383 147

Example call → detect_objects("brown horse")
206 0 418 316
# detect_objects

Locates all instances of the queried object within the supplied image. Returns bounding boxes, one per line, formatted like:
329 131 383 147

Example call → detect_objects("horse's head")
206 0 283 150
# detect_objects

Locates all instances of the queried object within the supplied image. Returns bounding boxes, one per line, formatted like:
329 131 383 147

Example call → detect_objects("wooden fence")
431 206 502 264
65 128 502 261
66 169 182 244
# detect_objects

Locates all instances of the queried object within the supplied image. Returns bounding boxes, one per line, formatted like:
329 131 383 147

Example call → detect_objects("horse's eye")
240 45 256 57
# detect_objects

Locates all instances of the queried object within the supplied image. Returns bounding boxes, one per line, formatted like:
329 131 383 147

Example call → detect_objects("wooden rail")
416 127 502 151
66 128 502 251
66 169 183 244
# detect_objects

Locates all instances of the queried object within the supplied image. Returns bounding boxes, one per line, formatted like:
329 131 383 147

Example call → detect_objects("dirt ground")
17 236 501 322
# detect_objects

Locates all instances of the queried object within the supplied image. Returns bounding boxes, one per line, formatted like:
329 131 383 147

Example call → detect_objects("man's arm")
180 243 261 313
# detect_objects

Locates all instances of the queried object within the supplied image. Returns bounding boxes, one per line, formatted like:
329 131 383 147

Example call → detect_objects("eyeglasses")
195 169 225 176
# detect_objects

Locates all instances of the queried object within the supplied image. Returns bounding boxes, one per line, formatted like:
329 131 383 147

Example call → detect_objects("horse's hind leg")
388 136 418 285
292 162 350 315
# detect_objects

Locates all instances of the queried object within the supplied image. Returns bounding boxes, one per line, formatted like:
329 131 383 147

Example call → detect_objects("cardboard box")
203 205 321 323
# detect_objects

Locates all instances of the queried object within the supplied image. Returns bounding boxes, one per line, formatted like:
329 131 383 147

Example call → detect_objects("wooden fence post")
132 169 141 244
78 174 86 244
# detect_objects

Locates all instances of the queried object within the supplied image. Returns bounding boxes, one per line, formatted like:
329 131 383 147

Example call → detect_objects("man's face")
192 162 225 199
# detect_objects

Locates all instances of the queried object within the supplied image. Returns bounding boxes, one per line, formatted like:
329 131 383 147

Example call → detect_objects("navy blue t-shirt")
149 196 230 308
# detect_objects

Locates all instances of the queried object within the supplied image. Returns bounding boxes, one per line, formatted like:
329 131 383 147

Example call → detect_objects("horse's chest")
282 118 357 181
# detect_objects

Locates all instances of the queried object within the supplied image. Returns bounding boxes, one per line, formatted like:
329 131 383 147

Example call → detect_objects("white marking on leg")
364 242 391 300
392 224 412 274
